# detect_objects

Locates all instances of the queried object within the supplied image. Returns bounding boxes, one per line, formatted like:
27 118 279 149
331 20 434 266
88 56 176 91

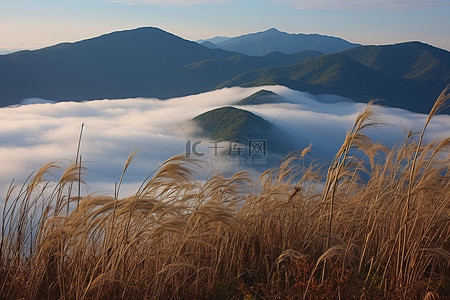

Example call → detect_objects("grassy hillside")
1 89 449 299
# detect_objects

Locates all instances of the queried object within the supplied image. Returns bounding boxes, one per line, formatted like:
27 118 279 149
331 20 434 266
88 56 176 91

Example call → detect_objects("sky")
0 0 450 53
0 86 449 201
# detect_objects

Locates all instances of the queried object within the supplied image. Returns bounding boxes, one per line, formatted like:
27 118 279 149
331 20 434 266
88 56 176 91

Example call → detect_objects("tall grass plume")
1 88 449 299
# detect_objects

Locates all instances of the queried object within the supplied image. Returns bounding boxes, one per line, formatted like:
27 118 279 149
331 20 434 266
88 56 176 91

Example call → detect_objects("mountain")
0 27 235 106
0 27 323 107
197 36 230 45
1 27 448 114
236 90 286 105
214 28 360 56
200 41 219 49
341 42 450 83
218 42 450 114
154 50 323 96
194 106 272 141
193 106 293 156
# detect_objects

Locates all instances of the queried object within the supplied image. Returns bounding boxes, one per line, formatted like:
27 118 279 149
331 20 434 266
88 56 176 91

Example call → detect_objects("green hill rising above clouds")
218 42 450 114
235 90 287 105
193 106 272 141
193 106 292 155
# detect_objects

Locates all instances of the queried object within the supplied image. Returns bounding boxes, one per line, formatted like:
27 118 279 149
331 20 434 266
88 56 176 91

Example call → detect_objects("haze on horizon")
0 0 449 54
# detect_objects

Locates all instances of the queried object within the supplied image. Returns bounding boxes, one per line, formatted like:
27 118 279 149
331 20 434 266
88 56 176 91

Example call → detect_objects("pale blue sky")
1 0 449 52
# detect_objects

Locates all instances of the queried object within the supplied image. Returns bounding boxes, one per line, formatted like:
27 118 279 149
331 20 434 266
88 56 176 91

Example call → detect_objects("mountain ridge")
217 41 450 113
0 27 234 105
0 27 448 114
213 28 360 56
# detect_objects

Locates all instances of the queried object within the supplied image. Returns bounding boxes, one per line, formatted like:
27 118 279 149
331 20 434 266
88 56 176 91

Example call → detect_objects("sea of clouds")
0 85 448 202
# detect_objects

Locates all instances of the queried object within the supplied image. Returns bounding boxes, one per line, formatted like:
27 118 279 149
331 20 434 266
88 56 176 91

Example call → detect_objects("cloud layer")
273 0 450 10
0 86 448 202
108 0 227 6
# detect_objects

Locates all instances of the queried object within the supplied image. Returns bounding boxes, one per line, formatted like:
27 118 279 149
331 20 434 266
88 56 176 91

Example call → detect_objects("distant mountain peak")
197 35 230 45
200 41 219 49
214 28 360 56
265 28 282 33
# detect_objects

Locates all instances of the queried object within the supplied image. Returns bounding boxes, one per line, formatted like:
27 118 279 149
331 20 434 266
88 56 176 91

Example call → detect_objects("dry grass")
1 87 449 299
